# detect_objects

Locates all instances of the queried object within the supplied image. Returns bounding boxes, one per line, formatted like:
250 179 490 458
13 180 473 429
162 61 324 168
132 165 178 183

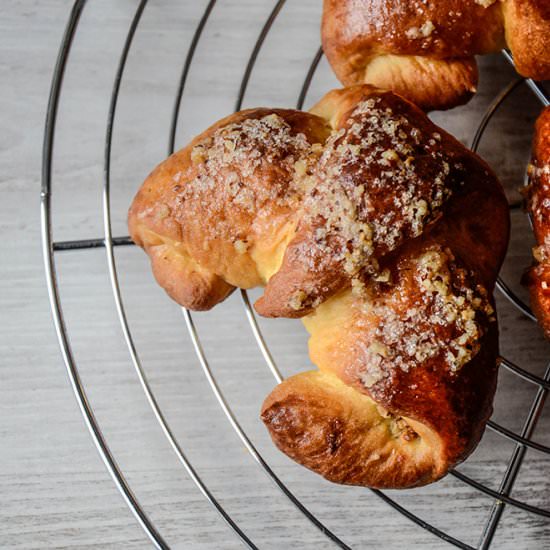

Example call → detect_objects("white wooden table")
2 1 549 548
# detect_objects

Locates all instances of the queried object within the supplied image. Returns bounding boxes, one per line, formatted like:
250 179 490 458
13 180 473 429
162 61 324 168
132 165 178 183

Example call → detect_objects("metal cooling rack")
41 1 550 548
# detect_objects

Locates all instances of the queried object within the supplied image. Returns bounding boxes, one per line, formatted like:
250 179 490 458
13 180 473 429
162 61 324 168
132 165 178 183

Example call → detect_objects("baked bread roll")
525 107 550 337
322 0 550 111
129 85 510 488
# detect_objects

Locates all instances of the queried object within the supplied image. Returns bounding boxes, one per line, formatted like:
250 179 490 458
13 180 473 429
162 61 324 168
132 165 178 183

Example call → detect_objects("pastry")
322 0 550 110
525 106 550 337
128 85 510 488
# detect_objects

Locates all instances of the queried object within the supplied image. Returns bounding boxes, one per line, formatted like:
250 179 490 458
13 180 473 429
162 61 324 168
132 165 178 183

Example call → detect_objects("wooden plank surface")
1 1 549 548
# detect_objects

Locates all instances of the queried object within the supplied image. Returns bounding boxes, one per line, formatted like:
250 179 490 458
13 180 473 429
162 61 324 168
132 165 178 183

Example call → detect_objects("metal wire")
169 3 349 546
371 490 476 550
42 2 550 548
234 0 286 113
469 77 537 321
41 1 168 548
101 1 255 547
53 235 133 251
500 357 550 390
479 363 550 548
237 36 488 549
168 0 217 155
466 69 550 549
502 50 550 108
486 419 550 455
182 309 350 549
296 46 324 111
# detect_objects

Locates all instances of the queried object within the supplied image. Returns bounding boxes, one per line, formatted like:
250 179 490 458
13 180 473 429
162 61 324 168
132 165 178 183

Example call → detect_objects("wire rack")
41 1 550 548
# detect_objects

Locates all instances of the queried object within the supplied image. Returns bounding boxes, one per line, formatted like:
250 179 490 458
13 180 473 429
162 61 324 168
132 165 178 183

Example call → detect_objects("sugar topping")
301 97 457 281
527 161 550 233
188 113 314 207
181 112 322 244
359 247 494 389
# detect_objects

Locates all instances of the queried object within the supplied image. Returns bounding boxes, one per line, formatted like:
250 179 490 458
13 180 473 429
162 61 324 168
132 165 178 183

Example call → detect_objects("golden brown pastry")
525 107 550 337
322 0 550 111
129 85 510 488
129 108 330 311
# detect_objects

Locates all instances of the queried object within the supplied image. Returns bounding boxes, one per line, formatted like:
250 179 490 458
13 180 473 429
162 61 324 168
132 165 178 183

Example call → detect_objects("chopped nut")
474 0 497 7
405 21 435 39
233 239 249 254
224 139 236 152
263 113 283 127
311 143 324 154
420 20 435 37
294 158 307 177
533 245 547 263
461 309 475 321
402 428 418 441
369 341 389 358
351 277 366 296
381 149 399 162
155 204 170 220
288 290 308 311
190 146 206 165
374 269 391 283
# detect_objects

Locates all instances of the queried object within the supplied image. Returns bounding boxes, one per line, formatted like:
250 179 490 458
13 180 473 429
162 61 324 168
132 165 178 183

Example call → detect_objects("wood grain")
1 1 549 548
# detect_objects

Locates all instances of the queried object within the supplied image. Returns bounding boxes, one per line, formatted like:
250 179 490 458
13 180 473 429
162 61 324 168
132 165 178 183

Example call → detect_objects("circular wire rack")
41 1 550 548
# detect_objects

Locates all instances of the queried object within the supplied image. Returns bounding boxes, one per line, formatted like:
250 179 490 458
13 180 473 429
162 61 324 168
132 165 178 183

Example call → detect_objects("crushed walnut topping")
533 244 547 263
180 112 323 245
359 247 495 388
187 113 314 209
526 154 550 274
301 97 458 280
527 161 550 229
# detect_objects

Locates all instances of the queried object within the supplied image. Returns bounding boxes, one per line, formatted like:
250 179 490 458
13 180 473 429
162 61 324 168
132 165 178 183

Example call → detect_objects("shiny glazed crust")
322 0 550 111
129 109 331 310
263 244 501 488
525 107 550 338
129 85 510 488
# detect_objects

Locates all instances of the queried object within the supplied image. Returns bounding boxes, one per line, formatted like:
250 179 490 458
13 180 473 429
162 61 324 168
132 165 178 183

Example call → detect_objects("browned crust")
359 55 478 113
256 86 509 317
299 248 501 484
321 0 549 111
525 107 550 338
262 321 498 489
